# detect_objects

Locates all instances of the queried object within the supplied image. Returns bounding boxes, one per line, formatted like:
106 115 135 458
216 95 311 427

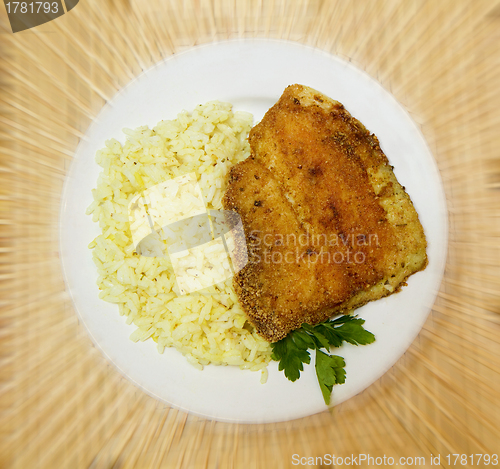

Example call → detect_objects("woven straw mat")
1 1 499 468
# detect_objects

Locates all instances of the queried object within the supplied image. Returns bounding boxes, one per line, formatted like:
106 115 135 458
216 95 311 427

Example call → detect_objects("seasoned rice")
86 101 272 375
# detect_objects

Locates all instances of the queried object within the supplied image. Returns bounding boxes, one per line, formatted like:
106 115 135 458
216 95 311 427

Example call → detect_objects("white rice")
86 101 271 376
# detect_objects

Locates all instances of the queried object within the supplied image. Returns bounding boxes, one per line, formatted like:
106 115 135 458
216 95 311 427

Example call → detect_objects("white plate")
60 39 448 423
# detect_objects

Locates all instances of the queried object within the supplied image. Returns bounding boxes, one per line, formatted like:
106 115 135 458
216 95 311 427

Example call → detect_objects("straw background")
1 0 500 467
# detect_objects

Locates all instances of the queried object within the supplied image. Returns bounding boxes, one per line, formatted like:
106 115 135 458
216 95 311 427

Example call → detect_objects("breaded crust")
223 84 427 342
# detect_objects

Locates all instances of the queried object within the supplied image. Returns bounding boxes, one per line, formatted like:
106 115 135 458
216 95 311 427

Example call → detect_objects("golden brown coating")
223 84 427 342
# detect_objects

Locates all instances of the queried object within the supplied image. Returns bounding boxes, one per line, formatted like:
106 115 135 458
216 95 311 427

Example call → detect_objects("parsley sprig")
270 316 375 405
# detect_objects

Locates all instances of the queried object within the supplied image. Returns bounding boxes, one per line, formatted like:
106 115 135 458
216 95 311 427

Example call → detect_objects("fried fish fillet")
223 84 427 342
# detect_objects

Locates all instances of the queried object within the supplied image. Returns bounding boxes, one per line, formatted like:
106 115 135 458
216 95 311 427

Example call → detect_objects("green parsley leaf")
292 330 317 350
271 334 311 382
329 315 357 325
313 318 375 347
332 320 376 345
302 324 330 349
315 350 346 405
271 315 375 404
313 323 344 348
